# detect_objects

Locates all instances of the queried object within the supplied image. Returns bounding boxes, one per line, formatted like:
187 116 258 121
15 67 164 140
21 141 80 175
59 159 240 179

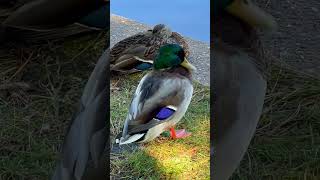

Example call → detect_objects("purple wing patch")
155 107 176 120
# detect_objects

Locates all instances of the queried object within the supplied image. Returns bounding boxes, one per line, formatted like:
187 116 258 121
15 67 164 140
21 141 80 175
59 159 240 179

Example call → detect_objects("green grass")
110 74 210 179
0 32 106 179
231 63 320 179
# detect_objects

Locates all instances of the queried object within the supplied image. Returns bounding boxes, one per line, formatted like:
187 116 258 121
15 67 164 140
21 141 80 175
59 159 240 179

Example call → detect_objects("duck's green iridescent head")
154 44 196 71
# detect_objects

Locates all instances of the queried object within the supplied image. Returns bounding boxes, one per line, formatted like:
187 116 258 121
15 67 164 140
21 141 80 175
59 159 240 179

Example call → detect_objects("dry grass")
232 63 320 179
0 32 107 179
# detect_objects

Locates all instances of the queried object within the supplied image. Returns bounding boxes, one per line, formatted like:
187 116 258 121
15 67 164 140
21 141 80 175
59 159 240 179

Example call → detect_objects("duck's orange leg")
170 127 192 139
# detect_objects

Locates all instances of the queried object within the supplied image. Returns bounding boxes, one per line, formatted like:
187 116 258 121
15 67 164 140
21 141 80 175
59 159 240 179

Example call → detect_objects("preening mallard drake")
0 0 109 42
116 44 196 145
110 24 190 75
212 0 277 179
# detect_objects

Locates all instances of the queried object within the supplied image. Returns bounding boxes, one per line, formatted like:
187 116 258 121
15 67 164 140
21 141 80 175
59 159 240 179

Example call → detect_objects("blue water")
111 0 210 43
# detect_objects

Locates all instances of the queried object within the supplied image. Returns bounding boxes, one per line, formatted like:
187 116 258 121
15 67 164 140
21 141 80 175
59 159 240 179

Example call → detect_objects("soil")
256 0 320 76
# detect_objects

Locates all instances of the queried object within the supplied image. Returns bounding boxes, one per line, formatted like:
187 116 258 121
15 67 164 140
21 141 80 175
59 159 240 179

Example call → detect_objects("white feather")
166 105 177 111
133 56 153 63
121 74 149 138
119 134 145 145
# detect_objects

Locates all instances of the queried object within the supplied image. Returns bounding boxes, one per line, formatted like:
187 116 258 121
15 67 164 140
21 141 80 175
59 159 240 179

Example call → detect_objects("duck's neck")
213 12 268 76
167 66 192 79
213 12 263 59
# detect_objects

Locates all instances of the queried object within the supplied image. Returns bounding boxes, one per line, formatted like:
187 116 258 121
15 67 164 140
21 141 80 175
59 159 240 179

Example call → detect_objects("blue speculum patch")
135 63 153 71
156 107 175 120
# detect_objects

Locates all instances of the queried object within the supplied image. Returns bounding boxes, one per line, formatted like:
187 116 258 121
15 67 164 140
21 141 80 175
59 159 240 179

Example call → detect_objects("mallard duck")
116 44 196 145
110 24 190 75
0 0 109 42
52 49 109 180
212 0 277 179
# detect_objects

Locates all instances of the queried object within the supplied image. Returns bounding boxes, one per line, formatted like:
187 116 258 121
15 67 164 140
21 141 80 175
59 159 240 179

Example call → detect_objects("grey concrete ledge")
111 14 210 86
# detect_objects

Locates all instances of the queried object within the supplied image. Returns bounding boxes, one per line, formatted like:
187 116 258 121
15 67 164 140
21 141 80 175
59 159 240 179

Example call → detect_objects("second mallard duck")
110 24 190 75
116 44 196 145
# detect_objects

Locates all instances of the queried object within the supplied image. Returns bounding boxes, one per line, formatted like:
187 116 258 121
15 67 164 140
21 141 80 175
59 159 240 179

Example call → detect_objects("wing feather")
122 72 190 137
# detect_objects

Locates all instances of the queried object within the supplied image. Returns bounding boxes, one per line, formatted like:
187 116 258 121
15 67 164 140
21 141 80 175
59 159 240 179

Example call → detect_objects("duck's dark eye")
177 49 185 62
155 107 176 120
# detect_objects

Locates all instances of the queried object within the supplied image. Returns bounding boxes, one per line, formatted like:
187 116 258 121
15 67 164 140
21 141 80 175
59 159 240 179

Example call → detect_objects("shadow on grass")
111 121 210 179
0 32 106 179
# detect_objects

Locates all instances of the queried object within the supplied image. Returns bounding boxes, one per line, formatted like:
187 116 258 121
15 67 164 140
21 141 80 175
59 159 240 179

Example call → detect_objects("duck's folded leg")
170 127 192 139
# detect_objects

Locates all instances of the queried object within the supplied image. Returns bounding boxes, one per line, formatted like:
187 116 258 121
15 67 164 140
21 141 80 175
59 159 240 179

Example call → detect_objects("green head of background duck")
117 44 195 145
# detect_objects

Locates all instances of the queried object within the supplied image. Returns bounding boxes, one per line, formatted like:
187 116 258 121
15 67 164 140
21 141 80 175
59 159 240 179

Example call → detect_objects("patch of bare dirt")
256 0 320 76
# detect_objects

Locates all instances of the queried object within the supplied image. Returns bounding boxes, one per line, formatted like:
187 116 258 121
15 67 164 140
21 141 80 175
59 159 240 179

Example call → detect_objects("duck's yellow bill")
181 58 197 71
226 0 277 31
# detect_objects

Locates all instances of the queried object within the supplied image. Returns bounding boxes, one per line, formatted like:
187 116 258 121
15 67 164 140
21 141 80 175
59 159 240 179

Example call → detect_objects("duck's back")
110 31 154 61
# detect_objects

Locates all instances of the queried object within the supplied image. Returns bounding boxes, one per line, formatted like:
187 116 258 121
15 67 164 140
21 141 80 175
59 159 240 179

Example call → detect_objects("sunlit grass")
145 120 210 179
110 74 210 179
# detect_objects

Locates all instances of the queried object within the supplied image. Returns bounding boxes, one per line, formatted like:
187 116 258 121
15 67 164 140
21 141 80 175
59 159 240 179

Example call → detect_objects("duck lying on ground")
110 24 190 75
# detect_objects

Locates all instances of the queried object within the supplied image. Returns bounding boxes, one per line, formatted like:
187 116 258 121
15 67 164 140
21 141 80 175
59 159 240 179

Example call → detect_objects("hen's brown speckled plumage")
110 24 190 74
